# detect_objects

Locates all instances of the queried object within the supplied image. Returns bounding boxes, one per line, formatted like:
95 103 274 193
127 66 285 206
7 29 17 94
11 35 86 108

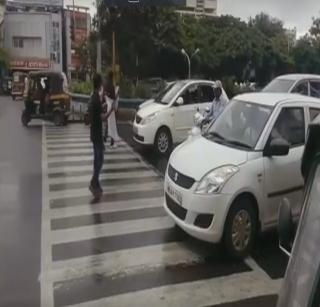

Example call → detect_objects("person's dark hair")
93 73 102 90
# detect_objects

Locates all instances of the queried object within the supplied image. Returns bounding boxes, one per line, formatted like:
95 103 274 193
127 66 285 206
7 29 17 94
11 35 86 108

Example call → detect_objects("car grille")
168 164 195 189
166 193 187 221
136 114 142 124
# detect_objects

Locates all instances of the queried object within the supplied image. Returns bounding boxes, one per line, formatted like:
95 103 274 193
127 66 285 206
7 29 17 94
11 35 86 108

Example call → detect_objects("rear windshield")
262 79 295 93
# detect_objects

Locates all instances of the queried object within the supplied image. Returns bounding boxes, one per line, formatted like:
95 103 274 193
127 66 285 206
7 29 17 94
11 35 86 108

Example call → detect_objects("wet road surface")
0 97 286 307
0 96 41 307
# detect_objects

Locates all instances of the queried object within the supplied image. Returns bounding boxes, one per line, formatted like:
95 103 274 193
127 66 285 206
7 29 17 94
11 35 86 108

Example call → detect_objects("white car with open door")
164 92 320 258
133 80 228 155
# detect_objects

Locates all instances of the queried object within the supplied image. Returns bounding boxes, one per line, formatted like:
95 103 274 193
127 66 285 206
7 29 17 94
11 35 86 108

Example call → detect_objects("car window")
277 165 320 307
206 100 273 150
198 85 214 103
180 84 199 105
154 81 186 105
262 79 295 93
292 81 309 96
309 108 320 122
310 81 320 98
269 107 305 147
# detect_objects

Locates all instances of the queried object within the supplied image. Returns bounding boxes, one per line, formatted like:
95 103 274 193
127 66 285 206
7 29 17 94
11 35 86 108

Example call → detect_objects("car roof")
276 74 320 81
234 92 320 107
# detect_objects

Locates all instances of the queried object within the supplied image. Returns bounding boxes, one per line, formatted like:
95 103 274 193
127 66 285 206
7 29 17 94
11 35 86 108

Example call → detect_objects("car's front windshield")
154 81 186 104
262 79 295 93
205 100 273 150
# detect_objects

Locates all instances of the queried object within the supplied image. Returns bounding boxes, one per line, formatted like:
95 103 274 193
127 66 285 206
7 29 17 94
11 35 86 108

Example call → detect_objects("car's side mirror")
264 138 290 157
176 97 184 106
205 106 210 113
278 198 295 257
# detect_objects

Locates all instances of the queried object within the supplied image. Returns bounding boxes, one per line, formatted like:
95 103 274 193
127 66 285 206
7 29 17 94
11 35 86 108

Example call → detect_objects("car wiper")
226 139 252 149
207 131 226 141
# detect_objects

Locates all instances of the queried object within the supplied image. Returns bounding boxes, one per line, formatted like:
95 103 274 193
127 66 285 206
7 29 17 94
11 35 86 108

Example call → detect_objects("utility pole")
96 0 102 73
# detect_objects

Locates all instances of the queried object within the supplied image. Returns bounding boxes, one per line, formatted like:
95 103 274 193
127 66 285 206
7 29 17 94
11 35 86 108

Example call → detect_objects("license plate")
167 183 182 205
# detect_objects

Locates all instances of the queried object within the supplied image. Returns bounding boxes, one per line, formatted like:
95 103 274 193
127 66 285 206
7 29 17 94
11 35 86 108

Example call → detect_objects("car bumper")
163 173 232 243
133 121 157 145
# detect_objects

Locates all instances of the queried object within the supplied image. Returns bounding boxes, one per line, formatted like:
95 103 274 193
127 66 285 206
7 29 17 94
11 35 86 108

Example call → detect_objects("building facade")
64 6 91 80
3 0 63 72
177 0 217 17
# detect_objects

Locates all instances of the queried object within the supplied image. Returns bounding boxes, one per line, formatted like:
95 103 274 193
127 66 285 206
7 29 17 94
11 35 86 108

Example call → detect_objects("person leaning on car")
206 81 228 123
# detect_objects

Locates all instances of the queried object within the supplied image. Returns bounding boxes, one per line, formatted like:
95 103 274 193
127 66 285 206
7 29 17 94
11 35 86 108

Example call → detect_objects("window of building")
76 17 87 30
12 37 23 48
52 21 60 64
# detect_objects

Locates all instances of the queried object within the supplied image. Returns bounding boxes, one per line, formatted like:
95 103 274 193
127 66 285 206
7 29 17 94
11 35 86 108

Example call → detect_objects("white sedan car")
164 92 320 258
133 80 228 155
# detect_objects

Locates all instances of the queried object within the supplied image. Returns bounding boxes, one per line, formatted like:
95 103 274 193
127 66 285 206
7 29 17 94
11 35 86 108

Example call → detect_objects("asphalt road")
0 97 286 307
0 96 41 307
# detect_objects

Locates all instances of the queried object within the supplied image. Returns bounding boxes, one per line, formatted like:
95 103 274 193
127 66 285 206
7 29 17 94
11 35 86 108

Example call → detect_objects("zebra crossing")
40 123 281 307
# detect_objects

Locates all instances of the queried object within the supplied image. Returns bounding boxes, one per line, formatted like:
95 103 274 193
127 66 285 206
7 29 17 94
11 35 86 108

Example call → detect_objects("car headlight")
195 165 239 194
140 112 159 125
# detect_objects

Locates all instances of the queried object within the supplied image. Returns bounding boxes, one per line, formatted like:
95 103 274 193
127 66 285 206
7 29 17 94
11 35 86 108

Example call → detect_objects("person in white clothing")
104 71 120 148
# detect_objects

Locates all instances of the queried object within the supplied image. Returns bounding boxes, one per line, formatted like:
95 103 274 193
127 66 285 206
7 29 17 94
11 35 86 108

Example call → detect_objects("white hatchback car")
164 92 320 258
133 80 228 155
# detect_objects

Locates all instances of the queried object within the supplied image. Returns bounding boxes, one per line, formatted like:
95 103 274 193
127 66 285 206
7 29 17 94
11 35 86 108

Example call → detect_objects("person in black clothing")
89 74 112 200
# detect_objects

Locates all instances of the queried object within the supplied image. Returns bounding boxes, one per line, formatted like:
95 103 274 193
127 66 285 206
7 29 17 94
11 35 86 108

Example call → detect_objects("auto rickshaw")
11 71 28 100
21 71 71 126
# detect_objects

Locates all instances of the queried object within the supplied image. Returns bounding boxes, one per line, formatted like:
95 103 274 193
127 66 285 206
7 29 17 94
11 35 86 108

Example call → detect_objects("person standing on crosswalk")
88 73 112 200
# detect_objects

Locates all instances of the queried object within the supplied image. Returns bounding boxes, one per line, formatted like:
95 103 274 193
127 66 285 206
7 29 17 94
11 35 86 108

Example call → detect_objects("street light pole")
181 48 200 79
96 0 102 73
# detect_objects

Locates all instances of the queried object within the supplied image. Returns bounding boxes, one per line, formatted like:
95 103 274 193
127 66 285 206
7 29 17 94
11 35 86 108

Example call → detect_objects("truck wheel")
53 112 64 126
223 196 258 259
21 110 30 127
154 127 172 156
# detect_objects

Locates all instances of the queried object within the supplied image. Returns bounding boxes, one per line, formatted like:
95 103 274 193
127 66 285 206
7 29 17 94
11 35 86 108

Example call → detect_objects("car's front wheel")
154 127 172 156
223 196 258 259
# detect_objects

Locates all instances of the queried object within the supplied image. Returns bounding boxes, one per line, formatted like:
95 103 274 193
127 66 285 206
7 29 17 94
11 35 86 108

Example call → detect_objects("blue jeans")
90 142 104 190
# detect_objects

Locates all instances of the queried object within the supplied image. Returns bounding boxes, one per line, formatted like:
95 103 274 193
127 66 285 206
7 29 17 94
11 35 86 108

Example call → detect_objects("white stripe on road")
47 153 135 163
65 270 281 307
47 139 126 144
48 171 157 185
47 162 145 174
43 242 204 283
48 197 164 219
41 123 54 307
46 148 129 154
48 181 163 200
50 216 174 244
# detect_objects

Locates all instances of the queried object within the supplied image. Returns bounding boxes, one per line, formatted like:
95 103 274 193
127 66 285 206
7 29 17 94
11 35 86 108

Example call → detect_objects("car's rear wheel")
21 110 30 126
155 127 172 156
223 196 258 259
